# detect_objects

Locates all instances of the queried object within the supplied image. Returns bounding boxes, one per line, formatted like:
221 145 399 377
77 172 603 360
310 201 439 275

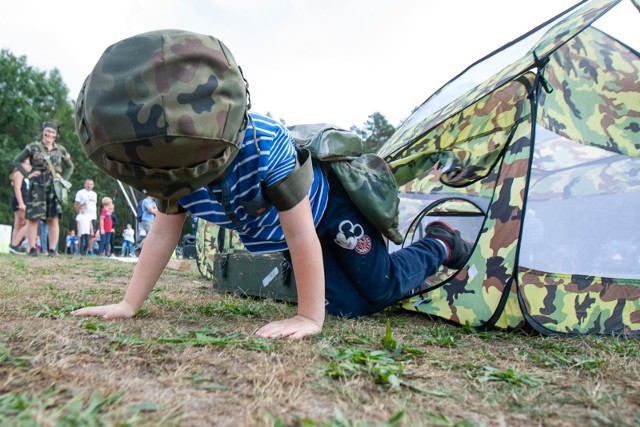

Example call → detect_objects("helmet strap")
247 114 259 153
238 66 259 153
238 66 252 111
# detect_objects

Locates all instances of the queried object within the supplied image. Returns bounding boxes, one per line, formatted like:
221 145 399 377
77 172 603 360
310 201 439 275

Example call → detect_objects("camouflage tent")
380 0 640 336
195 0 638 336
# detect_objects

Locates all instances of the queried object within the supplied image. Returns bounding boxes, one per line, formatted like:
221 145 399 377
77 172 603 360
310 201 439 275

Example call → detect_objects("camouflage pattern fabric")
400 118 534 330
13 141 73 219
14 141 73 181
288 124 363 161
330 155 403 244
381 76 533 189
26 177 61 220
391 0 639 336
195 218 245 281
527 139 640 200
519 24 640 336
75 30 248 211
519 269 640 335
378 0 620 176
539 26 640 159
195 218 216 280
288 124 403 244
192 1 640 336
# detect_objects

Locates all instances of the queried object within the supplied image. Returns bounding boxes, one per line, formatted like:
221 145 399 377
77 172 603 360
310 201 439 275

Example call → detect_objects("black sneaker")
48 249 57 257
28 248 39 257
9 245 26 255
425 221 472 270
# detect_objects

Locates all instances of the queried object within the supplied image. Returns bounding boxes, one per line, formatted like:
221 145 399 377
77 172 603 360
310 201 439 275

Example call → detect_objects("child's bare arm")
255 197 325 339
11 172 26 208
72 211 186 319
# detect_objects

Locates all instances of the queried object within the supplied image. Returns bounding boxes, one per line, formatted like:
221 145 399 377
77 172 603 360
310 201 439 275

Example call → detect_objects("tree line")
0 49 398 248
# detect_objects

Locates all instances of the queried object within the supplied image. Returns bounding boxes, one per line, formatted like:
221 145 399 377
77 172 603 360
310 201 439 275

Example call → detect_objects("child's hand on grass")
71 301 136 319
254 315 322 340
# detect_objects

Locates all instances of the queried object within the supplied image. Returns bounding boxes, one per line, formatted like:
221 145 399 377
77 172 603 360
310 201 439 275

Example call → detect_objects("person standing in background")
74 179 98 254
70 230 79 255
76 203 94 255
93 229 101 255
110 209 118 255
98 197 114 256
137 195 157 244
66 230 79 255
8 158 31 254
120 223 135 257
12 121 74 257
39 220 49 254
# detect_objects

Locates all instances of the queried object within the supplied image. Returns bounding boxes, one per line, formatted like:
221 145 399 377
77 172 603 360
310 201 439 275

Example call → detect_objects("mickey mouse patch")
334 220 372 254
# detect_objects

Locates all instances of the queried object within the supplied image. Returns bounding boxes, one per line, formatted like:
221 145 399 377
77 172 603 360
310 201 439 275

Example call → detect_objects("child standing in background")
69 230 79 255
93 229 101 254
65 230 73 254
9 158 31 254
76 203 94 255
98 197 114 257
121 224 135 257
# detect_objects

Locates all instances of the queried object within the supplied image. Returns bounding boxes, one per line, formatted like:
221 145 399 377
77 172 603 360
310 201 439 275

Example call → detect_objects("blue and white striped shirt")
178 113 329 253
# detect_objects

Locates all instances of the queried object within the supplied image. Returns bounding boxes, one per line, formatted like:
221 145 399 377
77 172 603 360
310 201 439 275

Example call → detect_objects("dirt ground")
0 254 638 426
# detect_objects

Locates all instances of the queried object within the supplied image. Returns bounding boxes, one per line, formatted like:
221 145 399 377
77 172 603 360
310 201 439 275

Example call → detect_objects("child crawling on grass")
71 30 470 339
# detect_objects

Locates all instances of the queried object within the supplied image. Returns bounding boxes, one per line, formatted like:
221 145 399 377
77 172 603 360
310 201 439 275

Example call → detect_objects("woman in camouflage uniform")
12 121 74 256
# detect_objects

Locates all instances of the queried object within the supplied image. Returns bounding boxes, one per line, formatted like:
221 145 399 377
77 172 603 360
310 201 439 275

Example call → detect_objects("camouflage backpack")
286 124 403 244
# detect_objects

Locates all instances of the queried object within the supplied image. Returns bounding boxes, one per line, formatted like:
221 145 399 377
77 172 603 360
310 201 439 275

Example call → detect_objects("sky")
1 0 638 130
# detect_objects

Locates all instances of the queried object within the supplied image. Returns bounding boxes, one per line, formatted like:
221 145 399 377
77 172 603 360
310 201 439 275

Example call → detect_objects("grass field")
0 254 638 426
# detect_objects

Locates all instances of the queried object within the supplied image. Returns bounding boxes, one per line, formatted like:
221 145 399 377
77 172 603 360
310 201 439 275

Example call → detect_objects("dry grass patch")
0 254 638 426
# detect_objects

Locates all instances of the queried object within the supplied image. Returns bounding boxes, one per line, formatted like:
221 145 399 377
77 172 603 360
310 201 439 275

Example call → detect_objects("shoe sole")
425 221 471 270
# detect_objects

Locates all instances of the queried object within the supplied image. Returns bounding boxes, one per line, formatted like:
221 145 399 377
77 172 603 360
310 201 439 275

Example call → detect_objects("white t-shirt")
76 212 93 235
122 228 135 243
75 189 98 220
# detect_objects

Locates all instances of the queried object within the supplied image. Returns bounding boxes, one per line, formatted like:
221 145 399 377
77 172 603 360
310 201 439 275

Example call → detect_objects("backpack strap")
39 142 58 176
263 149 313 211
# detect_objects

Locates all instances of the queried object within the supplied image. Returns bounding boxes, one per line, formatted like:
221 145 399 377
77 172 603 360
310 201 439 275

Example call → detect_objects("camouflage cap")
42 121 59 131
75 29 248 205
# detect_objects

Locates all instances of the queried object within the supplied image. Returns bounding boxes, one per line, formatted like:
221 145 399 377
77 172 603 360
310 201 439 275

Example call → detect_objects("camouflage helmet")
75 29 248 205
